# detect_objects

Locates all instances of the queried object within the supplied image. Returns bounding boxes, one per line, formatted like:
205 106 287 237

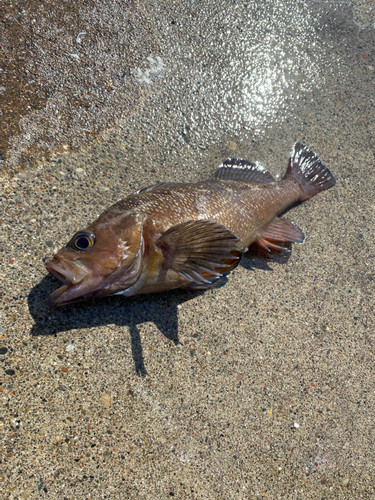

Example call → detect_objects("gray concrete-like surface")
1 0 375 499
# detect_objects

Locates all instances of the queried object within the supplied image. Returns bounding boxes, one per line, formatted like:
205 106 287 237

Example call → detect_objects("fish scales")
105 179 302 251
45 143 336 306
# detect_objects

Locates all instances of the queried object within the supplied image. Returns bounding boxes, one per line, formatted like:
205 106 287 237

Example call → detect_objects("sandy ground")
1 1 375 499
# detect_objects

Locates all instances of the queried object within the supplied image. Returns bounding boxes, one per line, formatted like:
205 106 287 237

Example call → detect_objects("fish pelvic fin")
182 275 228 290
155 220 240 284
210 158 275 184
284 142 336 201
244 218 305 258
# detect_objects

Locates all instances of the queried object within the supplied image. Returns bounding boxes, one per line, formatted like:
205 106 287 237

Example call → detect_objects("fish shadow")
28 251 290 376
28 275 202 377
240 251 291 271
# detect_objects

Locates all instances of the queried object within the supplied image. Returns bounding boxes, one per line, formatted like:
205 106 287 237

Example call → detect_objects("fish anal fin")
244 244 273 260
211 158 275 184
244 239 291 259
244 218 305 258
156 220 240 284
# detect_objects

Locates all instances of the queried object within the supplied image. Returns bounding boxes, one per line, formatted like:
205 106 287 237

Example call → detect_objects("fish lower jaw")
48 280 98 306
48 283 72 306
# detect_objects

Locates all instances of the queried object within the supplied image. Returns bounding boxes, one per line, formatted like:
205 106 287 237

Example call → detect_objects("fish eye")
72 232 95 251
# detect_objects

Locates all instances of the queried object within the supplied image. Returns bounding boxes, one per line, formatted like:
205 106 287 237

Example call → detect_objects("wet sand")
1 1 375 498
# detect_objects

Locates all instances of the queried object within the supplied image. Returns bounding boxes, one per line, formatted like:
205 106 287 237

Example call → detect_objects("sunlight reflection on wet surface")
167 0 340 135
0 0 352 172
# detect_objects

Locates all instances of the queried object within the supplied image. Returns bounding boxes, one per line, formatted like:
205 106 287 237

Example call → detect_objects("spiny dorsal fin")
210 158 275 184
156 220 240 284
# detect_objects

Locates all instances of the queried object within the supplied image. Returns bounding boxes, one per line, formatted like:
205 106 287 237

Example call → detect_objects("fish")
45 142 336 306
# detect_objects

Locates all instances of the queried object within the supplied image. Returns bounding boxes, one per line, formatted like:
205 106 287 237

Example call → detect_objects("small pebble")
342 477 350 487
66 344 75 352
102 394 111 407
0 347 8 355
46 241 54 248
294 422 300 428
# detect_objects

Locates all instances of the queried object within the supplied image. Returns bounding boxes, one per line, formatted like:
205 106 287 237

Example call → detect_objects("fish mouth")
45 256 100 307
46 256 88 284
45 255 138 306
45 235 145 306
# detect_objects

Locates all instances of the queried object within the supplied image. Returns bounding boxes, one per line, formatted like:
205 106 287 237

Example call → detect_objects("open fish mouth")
45 255 138 306
45 256 96 306
46 256 88 284
48 283 73 304
45 233 145 306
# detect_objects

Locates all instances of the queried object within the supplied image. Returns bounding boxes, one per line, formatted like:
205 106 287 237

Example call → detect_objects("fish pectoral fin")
210 158 275 184
155 220 240 284
245 218 305 258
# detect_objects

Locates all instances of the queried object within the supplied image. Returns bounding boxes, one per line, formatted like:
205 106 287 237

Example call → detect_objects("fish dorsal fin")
210 158 275 184
244 217 305 257
156 220 240 284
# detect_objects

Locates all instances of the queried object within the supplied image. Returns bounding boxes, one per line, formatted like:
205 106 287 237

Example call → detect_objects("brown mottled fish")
45 142 336 306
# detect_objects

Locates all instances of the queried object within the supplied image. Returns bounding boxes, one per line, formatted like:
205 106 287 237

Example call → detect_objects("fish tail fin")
283 142 336 201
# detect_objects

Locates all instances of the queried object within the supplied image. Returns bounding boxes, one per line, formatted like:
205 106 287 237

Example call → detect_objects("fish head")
45 212 144 306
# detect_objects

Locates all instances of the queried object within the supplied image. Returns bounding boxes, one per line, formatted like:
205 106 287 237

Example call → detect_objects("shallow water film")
1 0 375 498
